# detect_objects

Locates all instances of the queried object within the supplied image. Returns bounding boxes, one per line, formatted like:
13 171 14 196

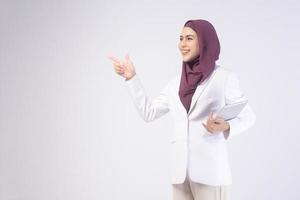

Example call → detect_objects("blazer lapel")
188 67 218 115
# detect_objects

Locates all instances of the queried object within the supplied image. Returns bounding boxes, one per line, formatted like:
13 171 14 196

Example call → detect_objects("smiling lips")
181 49 190 55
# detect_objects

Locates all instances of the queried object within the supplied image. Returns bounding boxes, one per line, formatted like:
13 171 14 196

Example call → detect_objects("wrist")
125 72 136 81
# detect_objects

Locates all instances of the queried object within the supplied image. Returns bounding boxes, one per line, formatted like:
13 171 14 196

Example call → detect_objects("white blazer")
125 65 256 186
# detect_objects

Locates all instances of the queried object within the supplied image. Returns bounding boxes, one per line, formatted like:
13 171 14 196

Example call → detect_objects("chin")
182 57 192 62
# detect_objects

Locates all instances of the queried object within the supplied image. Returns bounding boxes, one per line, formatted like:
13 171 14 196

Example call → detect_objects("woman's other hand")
202 112 230 134
108 54 136 81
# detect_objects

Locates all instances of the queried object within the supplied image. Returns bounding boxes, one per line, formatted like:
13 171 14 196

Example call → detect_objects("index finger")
108 56 121 64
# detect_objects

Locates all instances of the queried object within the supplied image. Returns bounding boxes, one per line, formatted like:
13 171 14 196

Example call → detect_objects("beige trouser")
172 175 228 200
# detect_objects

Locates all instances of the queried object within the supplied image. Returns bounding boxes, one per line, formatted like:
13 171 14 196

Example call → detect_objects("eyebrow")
180 34 195 37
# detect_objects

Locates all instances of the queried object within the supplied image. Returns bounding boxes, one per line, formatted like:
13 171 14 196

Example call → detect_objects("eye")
187 37 193 40
179 37 183 41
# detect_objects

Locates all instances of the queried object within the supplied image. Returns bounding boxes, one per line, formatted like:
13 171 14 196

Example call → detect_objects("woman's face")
178 26 201 62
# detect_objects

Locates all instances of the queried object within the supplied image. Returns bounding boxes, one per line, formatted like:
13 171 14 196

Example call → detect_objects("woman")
108 19 255 200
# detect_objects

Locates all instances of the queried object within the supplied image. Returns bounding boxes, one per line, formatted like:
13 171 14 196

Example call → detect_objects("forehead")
180 26 197 36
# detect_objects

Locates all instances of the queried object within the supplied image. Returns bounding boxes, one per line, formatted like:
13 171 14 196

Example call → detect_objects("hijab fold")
178 19 220 113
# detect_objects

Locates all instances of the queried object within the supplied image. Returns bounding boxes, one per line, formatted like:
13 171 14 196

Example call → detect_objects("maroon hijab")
178 19 220 113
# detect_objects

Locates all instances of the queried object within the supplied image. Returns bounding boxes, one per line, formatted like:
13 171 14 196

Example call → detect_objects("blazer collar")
187 65 219 115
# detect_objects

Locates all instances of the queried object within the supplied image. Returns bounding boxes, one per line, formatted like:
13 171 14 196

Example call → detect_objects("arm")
125 74 170 122
108 54 170 122
223 72 256 140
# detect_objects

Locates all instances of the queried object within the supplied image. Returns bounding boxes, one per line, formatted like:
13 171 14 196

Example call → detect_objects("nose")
180 39 187 49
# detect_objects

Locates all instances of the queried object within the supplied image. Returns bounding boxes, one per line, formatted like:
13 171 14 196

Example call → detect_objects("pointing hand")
108 54 136 81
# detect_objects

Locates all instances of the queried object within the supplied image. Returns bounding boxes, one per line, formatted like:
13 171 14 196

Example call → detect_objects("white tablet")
214 100 248 121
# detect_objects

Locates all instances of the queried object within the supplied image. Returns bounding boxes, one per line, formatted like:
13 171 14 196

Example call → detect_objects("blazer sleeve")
125 74 170 122
223 72 256 140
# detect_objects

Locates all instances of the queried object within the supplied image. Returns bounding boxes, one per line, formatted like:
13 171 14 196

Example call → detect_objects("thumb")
125 53 130 62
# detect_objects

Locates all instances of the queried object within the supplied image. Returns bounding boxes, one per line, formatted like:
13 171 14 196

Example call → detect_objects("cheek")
193 43 200 54
189 44 200 57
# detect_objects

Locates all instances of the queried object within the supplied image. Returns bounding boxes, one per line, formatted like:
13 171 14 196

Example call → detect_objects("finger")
213 123 223 132
115 67 124 72
114 65 124 71
125 54 130 65
214 117 223 121
208 116 216 124
108 56 121 64
115 66 124 71
113 63 123 69
125 53 130 61
108 56 119 62
113 67 123 73
206 119 213 127
215 116 224 121
207 127 214 133
113 63 121 68
213 118 224 123
211 112 216 119
207 115 212 124
203 123 210 131
115 69 124 75
209 112 214 120
119 60 125 67
114 62 126 70
204 123 213 133
208 125 215 133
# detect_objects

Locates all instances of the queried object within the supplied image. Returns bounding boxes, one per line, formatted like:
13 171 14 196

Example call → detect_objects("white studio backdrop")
1 0 300 199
